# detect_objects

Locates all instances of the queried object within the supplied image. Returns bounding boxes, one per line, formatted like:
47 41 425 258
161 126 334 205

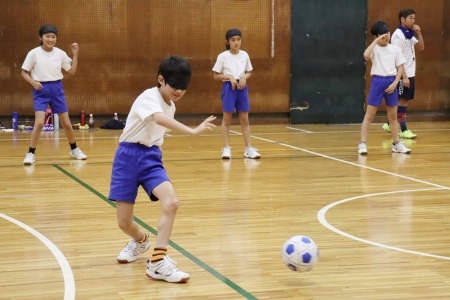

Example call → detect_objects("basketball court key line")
0 212 75 300
53 164 258 300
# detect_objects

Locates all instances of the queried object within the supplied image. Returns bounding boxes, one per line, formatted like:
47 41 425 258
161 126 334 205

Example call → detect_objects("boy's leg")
23 111 45 165
116 200 150 263
151 181 178 248
56 112 87 160
360 105 378 142
387 105 400 142
221 112 233 148
238 112 251 147
387 105 411 154
146 181 190 283
58 112 76 143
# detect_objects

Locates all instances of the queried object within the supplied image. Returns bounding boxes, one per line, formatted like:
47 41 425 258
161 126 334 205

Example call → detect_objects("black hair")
39 24 58 36
399 8 416 22
370 21 389 36
225 28 241 50
157 56 191 90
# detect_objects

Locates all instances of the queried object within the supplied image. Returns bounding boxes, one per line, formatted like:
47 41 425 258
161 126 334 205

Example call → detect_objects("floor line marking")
0 212 75 300
317 188 450 260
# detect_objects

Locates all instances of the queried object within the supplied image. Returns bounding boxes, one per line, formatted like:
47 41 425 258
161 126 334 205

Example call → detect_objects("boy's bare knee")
118 219 133 231
163 197 180 212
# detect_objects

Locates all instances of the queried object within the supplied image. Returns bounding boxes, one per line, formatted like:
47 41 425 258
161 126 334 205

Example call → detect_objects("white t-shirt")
391 28 419 77
212 50 253 81
119 87 175 147
370 44 405 76
21 46 72 81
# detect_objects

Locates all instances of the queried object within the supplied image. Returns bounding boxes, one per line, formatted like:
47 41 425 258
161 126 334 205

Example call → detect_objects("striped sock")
151 247 167 264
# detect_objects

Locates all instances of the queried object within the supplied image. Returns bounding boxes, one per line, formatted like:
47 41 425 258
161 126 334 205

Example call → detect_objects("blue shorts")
367 75 398 107
221 81 250 113
108 142 170 203
398 76 415 100
33 81 68 113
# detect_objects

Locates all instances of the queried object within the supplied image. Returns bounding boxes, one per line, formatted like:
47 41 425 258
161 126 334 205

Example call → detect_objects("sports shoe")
358 143 368 155
70 148 87 160
117 233 150 263
244 147 261 159
392 141 411 154
23 152 35 165
399 129 417 139
146 256 190 283
382 123 391 133
221 146 231 159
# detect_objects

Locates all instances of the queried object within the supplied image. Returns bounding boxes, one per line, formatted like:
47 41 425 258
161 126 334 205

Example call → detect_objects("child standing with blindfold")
109 56 216 283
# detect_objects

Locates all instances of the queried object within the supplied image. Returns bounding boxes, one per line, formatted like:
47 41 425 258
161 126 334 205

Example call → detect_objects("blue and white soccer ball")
281 235 319 272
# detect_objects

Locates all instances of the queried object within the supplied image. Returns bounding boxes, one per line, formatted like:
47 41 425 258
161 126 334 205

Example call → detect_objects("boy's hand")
412 24 421 33
384 83 396 94
71 43 79 56
402 77 410 88
376 33 389 44
193 115 216 135
237 77 247 90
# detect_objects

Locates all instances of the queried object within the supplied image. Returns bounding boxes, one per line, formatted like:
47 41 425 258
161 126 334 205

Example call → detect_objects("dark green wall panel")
290 0 367 123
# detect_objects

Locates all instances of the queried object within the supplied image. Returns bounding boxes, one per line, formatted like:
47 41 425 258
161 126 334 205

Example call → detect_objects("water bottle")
45 108 53 125
114 112 119 121
54 113 59 130
88 114 94 129
12 112 18 130
80 110 86 126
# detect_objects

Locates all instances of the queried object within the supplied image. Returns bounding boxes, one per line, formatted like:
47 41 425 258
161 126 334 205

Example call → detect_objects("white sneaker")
23 152 36 165
358 143 368 155
392 141 411 154
146 256 190 283
221 146 231 159
244 147 261 159
70 148 87 160
117 233 150 263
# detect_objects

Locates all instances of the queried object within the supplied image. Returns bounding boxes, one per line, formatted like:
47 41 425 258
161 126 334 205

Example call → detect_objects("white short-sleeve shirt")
212 50 253 81
370 44 405 76
119 87 176 147
21 46 72 81
391 28 418 77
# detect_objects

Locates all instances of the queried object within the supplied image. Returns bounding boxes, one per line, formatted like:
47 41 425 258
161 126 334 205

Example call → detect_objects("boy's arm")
153 113 216 135
363 34 386 60
67 43 79 76
413 24 425 51
385 64 404 94
21 69 43 90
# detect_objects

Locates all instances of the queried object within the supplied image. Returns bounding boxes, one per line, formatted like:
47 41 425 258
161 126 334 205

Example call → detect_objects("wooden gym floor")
0 121 449 299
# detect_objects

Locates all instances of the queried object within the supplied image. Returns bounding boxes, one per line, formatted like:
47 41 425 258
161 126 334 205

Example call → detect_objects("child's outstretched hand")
193 115 216 135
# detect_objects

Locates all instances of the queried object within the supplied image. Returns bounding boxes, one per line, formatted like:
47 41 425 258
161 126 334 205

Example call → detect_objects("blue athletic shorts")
32 80 68 113
398 76 415 100
221 81 250 113
108 142 170 203
367 75 398 107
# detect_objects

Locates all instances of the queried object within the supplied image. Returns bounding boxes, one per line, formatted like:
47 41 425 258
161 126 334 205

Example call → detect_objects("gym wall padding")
290 0 367 124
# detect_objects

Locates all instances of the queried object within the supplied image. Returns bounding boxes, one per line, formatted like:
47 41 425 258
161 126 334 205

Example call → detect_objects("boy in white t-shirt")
109 56 216 283
212 28 261 160
358 21 411 155
382 8 425 139
21 24 87 165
